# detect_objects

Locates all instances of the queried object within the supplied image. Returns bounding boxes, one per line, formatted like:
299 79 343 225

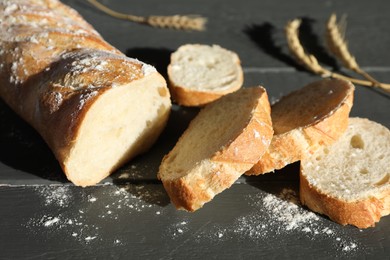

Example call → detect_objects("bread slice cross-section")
167 44 244 107
300 117 390 228
246 78 355 175
158 87 273 211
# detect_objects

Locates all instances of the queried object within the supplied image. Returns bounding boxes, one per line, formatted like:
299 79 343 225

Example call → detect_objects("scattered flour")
169 221 189 237
116 163 152 180
262 189 319 231
43 216 60 227
26 185 361 255
26 184 165 246
88 195 97 202
35 186 71 207
171 188 359 255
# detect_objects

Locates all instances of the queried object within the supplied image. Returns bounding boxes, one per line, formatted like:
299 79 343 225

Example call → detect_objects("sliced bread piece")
167 44 244 107
246 78 355 175
300 118 390 228
158 87 273 211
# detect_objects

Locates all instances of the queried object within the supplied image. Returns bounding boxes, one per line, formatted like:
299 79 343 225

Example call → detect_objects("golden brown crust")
162 162 253 212
300 172 389 228
168 83 229 107
212 91 273 164
162 176 213 212
246 79 354 175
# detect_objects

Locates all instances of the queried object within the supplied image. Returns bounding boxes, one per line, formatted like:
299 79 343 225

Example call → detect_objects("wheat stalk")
285 18 390 93
286 19 331 76
326 14 382 87
87 0 207 31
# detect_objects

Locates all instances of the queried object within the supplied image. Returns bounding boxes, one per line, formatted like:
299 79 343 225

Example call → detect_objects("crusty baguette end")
0 0 171 186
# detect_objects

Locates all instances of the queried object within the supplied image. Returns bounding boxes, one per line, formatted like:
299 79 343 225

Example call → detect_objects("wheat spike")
285 18 390 93
326 13 383 87
285 19 330 76
147 15 207 31
87 0 207 31
326 14 359 71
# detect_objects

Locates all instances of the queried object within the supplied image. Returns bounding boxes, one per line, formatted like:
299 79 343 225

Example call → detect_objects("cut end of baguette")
158 87 273 211
168 44 243 107
0 1 172 187
64 73 171 186
300 117 390 228
247 78 355 175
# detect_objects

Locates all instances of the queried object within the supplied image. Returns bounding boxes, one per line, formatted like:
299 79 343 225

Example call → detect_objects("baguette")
158 87 273 211
300 118 390 228
246 78 354 175
0 0 171 186
167 44 244 106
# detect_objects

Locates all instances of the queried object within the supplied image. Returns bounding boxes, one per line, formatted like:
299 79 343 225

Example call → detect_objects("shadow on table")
244 17 339 71
111 104 200 207
244 162 301 200
125 47 173 79
0 99 67 183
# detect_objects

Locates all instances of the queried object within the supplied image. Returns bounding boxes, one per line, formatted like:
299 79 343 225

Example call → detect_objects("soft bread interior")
65 73 170 186
302 117 390 202
160 88 264 180
169 45 242 92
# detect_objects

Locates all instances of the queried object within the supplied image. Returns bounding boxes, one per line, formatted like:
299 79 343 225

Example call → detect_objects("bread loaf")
167 44 243 106
0 0 171 186
246 78 354 175
300 118 390 228
158 87 273 211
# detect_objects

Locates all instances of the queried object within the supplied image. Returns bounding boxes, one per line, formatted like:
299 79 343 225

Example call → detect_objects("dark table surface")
1 0 389 259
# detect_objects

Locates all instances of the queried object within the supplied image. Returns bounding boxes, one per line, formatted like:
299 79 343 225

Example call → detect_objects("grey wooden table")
1 0 389 259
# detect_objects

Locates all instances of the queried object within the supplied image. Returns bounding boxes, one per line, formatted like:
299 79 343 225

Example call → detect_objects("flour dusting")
36 186 71 207
170 188 359 255
26 184 166 246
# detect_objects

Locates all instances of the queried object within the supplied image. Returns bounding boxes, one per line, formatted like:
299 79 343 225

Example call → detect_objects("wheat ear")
326 14 382 86
286 19 390 92
87 0 207 31
286 19 331 76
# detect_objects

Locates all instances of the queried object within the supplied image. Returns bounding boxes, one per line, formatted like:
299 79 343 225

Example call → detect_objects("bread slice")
167 44 244 107
300 118 390 228
158 87 273 211
246 78 355 175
